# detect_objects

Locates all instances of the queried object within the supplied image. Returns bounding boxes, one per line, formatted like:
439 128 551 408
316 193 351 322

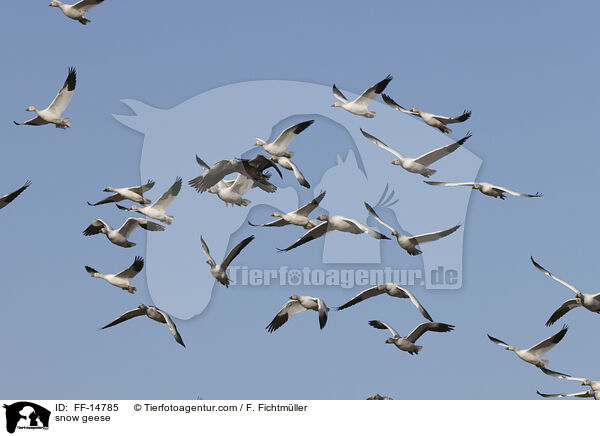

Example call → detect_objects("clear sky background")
1 1 599 400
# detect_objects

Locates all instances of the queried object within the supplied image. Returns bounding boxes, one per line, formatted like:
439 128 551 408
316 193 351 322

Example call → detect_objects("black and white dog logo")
3 402 50 434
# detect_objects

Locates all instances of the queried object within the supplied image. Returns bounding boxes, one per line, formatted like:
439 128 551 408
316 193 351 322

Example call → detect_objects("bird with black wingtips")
0 181 30 211
487 325 568 369
269 156 310 188
424 180 542 199
249 191 325 229
200 235 254 287
331 75 392 118
254 120 314 158
530 257 600 326
83 217 165 248
49 0 104 24
116 177 182 224
14 67 76 129
382 93 471 134
266 295 330 333
88 180 155 206
368 320 454 355
85 256 144 294
100 304 185 347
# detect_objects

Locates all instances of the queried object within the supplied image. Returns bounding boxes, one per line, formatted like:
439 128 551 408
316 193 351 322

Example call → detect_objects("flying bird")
424 181 542 199
101 304 185 347
49 0 104 25
254 120 314 158
540 368 600 393
87 180 155 206
249 191 325 229
365 202 460 256
116 177 182 224
487 325 568 369
369 320 454 355
337 283 432 321
14 67 76 129
277 213 389 252
381 94 471 134
188 154 282 194
536 389 598 400
531 257 600 326
360 129 471 177
266 295 330 332
83 217 165 248
194 156 258 206
0 181 31 211
85 256 144 294
270 156 310 188
331 75 392 118
200 235 254 287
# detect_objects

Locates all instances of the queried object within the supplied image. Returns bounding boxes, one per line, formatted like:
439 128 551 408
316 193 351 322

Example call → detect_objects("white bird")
266 294 330 332
49 0 104 25
200 235 254 287
0 181 30 211
541 368 600 393
487 325 568 369
382 94 471 134
369 320 454 355
88 180 155 206
249 191 325 229
85 256 144 294
116 177 181 224
195 156 255 207
14 67 76 129
254 120 314 158
277 213 389 252
531 257 600 326
361 129 471 177
270 156 310 188
365 202 460 256
537 389 598 399
83 217 165 248
189 154 281 194
331 75 392 118
337 283 433 321
101 304 185 347
425 181 542 199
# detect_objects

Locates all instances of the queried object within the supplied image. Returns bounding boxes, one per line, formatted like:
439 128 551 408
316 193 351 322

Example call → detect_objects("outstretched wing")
424 181 476 188
48 67 76 117
536 390 593 398
266 300 308 333
413 133 471 166
285 158 310 188
221 235 254 269
72 0 104 12
87 193 124 206
527 325 568 357
156 308 185 347
149 177 182 212
353 75 392 107
0 181 31 210
364 202 397 234
531 257 582 295
317 298 329 329
540 368 586 382
115 256 144 279
247 218 287 227
200 236 215 265
546 299 581 326
381 94 418 115
337 286 386 310
195 155 211 170
487 334 510 348
118 217 165 237
360 128 405 160
406 322 454 343
433 110 472 125
332 84 348 103
410 224 461 245
395 286 434 322
277 222 330 252
128 179 155 195
492 184 543 198
100 307 146 329
83 218 110 236
271 120 314 150
229 173 256 196
294 191 326 216
342 217 389 240
13 116 48 126
368 320 399 338
189 159 240 193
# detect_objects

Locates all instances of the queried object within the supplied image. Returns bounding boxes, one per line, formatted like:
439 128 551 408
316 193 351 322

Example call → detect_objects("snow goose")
87 180 155 206
537 389 598 399
541 368 600 392
189 154 282 194
0 181 30 211
425 181 542 199
369 320 454 355
85 256 144 294
14 67 76 129
381 94 471 134
366 394 393 400
487 325 568 369
49 0 104 25
365 202 460 256
249 191 325 229
83 217 165 248
101 304 185 347
200 235 254 287
195 156 254 206
337 283 432 321
116 178 181 224
270 156 310 188
266 295 330 332
331 75 393 118
531 257 600 326
254 120 314 158
361 129 471 177
277 213 389 252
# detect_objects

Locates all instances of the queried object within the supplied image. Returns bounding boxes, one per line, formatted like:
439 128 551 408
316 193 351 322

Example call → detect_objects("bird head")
25 106 37 112
385 338 395 344
331 102 343 108
271 212 282 218
391 159 402 166
289 294 300 301
138 304 148 310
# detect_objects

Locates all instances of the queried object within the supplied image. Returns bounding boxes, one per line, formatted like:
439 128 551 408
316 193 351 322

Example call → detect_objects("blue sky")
1 1 599 399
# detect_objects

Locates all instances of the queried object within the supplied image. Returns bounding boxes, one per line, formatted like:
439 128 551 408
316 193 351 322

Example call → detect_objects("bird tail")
408 247 422 256
423 168 437 178
79 17 91 25
414 345 423 354
59 118 71 128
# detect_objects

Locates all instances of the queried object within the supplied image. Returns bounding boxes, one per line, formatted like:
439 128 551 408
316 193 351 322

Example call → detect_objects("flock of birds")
4 3 595 400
